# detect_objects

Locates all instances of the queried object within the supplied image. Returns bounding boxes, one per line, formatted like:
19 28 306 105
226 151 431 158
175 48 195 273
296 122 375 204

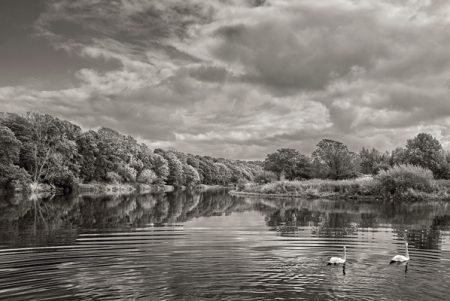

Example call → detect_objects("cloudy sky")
1 0 450 159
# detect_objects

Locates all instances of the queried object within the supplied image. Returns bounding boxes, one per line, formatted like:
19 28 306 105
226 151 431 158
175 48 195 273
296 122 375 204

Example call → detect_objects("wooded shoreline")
3 112 450 203
0 112 262 194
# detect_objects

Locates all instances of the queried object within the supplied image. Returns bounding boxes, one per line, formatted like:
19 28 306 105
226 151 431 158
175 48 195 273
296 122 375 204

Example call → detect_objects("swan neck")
405 244 409 258
344 248 347 260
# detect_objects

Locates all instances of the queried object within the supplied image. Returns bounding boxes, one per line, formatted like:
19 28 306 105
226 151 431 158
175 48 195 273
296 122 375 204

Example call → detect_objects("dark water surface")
0 190 449 300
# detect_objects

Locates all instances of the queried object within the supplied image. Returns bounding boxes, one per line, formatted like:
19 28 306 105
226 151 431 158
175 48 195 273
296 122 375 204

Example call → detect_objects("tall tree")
214 162 231 185
0 125 21 164
312 139 359 179
0 125 30 189
165 152 184 186
151 153 170 181
359 147 388 175
197 157 215 184
183 164 200 186
403 133 448 178
76 131 99 182
264 148 310 180
26 113 80 185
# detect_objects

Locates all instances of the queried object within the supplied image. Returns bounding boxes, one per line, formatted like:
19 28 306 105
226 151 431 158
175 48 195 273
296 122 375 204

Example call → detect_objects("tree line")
0 112 262 191
262 133 450 181
2 112 449 192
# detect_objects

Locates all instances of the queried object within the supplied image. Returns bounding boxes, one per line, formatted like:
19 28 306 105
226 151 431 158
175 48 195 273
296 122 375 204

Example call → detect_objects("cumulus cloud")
1 0 450 159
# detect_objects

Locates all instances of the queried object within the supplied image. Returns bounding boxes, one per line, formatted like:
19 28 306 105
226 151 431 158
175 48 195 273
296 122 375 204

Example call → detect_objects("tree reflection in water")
0 190 450 250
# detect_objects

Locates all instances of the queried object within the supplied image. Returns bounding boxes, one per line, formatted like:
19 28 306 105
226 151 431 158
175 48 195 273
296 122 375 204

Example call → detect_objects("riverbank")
232 178 450 201
75 183 174 195
195 184 230 192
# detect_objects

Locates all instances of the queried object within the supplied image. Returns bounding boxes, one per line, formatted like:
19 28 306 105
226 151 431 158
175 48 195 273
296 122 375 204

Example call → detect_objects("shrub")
237 179 248 191
118 164 137 182
152 178 166 185
106 171 122 184
239 177 378 196
253 172 277 184
375 164 434 196
51 169 78 192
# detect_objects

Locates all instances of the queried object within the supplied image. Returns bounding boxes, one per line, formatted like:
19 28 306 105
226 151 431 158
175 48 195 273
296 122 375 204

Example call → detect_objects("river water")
0 189 449 300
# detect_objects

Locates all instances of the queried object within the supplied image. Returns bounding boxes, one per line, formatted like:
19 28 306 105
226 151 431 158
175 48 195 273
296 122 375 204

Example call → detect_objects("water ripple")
1 191 450 300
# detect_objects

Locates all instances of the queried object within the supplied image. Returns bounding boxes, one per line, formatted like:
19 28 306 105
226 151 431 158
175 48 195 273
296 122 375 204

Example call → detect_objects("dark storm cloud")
0 0 118 88
1 0 450 159
39 0 212 43
210 6 389 91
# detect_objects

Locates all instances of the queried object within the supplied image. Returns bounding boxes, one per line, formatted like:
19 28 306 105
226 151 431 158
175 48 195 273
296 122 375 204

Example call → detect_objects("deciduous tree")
312 139 359 179
403 133 448 178
264 148 310 180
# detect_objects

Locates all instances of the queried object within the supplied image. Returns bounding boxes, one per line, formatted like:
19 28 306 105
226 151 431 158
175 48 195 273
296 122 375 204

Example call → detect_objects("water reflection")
0 191 450 300
1 191 450 250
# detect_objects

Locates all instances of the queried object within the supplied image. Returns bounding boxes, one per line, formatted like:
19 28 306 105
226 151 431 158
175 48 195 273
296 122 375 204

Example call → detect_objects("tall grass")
239 177 376 197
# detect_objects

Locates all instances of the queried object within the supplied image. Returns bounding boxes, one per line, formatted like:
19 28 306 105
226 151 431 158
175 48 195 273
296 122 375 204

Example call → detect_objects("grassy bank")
195 184 229 192
234 178 376 199
232 177 450 201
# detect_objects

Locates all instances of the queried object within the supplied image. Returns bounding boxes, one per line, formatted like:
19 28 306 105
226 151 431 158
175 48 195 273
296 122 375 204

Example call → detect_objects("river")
0 189 449 300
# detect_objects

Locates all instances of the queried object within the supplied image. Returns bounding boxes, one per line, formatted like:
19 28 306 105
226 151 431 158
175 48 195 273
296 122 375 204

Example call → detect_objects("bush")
152 178 166 185
106 171 122 184
118 164 137 182
238 178 378 196
253 172 277 184
237 179 249 191
375 164 434 196
51 170 78 192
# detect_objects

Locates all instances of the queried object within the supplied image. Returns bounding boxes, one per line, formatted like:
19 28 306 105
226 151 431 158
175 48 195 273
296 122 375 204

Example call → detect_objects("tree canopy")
0 112 263 190
2 112 450 191
264 148 310 180
311 139 359 180
403 133 448 178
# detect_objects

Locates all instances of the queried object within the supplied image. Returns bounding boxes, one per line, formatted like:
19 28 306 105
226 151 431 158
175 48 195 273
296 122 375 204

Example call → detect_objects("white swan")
390 242 410 263
328 246 346 265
